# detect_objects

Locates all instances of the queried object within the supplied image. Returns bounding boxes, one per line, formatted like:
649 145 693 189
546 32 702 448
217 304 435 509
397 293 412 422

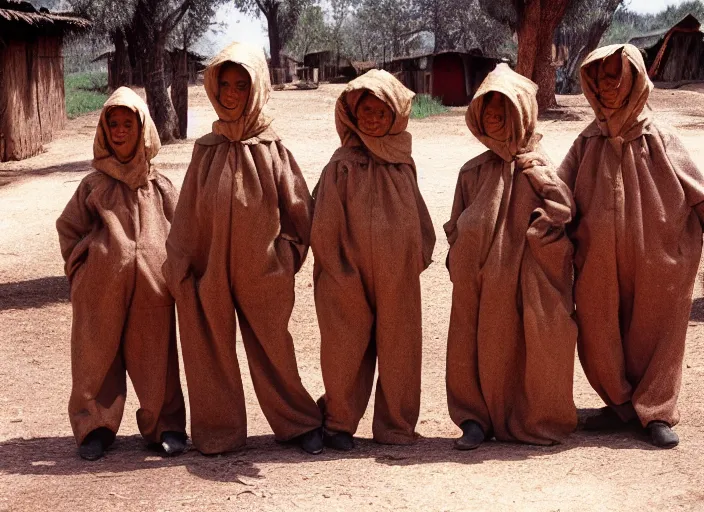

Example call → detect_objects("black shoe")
161 431 188 455
323 429 355 451
299 428 324 455
79 429 108 461
454 420 484 450
648 421 679 449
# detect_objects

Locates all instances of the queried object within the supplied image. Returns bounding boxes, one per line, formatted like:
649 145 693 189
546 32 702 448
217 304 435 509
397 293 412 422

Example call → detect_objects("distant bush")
411 94 448 119
65 72 109 119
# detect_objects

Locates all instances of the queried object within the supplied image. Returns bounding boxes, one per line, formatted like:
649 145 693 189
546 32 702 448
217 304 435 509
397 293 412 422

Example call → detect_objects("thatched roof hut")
629 14 704 82
92 47 207 89
0 0 90 162
384 51 500 106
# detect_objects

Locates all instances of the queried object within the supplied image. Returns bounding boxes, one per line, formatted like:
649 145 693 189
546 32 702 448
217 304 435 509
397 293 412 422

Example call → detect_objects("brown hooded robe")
163 43 322 454
445 64 577 444
559 44 704 427
57 87 186 447
311 70 436 444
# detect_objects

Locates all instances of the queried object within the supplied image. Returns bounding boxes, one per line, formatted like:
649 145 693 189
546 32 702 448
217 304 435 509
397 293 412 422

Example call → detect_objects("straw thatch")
0 0 90 32
0 0 91 162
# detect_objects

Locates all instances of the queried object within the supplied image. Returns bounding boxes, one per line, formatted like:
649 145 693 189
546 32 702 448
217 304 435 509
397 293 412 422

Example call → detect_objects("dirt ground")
1 83 704 511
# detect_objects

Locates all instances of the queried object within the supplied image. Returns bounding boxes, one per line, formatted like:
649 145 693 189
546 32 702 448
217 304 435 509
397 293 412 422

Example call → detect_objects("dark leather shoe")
79 429 108 461
648 421 679 449
323 429 355 451
299 428 324 455
454 420 484 450
161 431 188 455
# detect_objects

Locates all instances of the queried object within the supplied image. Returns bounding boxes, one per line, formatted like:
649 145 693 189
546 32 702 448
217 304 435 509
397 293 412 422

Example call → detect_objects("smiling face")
218 62 251 119
482 92 507 141
355 93 394 137
107 106 140 162
596 52 633 109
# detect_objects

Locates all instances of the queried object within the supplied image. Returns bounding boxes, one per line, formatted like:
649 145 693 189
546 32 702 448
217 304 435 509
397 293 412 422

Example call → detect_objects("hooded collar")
580 44 654 139
466 63 541 163
204 42 278 143
335 69 415 165
92 87 160 190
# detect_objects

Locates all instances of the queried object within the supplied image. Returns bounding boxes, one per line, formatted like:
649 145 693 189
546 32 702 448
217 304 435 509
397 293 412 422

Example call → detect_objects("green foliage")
410 94 448 119
64 72 109 119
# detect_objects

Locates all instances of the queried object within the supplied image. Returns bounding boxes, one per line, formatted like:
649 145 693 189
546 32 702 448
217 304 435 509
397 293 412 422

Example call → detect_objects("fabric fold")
311 70 436 444
558 43 704 427
163 41 321 454
445 63 577 445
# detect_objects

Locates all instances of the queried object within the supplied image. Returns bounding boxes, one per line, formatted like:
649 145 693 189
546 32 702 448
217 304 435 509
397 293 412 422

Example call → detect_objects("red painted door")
432 53 468 106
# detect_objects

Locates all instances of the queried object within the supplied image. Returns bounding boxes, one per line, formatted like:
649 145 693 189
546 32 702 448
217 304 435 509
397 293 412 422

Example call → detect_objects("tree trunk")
111 29 131 89
170 48 189 140
515 0 569 113
534 34 558 110
144 41 179 143
267 6 282 69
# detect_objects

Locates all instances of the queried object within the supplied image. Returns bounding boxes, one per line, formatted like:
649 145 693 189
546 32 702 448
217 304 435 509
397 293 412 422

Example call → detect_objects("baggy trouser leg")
123 305 186 444
237 308 323 441
176 274 247 454
445 281 491 435
68 300 128 447
316 268 376 436
372 274 422 445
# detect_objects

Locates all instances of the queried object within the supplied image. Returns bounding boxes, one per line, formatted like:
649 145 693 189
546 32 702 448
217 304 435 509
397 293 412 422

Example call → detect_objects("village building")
383 50 500 106
92 48 206 90
629 14 704 82
0 0 90 162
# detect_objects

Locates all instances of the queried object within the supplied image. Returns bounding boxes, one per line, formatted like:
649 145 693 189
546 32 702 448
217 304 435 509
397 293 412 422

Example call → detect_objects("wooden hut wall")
654 31 704 81
0 34 66 162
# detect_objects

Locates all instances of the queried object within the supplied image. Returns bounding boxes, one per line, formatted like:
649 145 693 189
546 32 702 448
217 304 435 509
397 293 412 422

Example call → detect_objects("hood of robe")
466 63 540 163
203 42 277 142
92 87 161 190
335 69 415 165
580 43 653 138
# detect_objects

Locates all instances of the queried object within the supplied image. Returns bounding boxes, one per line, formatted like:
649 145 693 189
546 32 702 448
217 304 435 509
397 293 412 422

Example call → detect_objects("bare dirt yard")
1 83 704 511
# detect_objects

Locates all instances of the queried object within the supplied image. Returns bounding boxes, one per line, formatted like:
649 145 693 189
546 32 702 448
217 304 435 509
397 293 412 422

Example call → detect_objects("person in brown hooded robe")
163 42 323 455
56 87 187 461
444 64 578 450
559 44 704 448
311 69 436 450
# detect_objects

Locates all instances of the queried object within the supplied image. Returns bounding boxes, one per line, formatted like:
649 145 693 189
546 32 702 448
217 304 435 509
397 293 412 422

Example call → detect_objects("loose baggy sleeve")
274 144 314 272
56 178 96 283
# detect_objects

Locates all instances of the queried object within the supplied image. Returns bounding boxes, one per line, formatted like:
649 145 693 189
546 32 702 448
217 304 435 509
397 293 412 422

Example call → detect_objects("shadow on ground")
0 160 92 188
690 297 704 321
0 276 69 311
0 412 656 482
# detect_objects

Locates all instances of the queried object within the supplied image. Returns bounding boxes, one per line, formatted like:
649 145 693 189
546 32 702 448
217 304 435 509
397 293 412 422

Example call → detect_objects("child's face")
596 52 633 109
107 107 140 162
218 63 250 119
356 94 394 137
482 93 507 141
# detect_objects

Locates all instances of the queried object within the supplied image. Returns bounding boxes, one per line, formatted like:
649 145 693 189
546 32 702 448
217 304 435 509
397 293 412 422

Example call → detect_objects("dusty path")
1 85 703 511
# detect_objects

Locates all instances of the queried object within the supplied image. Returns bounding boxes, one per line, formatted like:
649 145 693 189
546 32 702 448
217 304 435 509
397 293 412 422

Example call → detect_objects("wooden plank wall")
0 35 66 162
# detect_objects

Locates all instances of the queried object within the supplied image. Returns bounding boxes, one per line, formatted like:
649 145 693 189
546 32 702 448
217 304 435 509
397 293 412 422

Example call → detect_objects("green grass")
410 94 448 119
65 72 109 119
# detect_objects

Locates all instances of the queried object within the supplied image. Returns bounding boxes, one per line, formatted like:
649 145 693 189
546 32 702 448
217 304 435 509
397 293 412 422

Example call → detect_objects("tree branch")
162 0 192 35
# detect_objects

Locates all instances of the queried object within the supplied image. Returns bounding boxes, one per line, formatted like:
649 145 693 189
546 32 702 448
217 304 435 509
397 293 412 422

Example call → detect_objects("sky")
197 0 695 57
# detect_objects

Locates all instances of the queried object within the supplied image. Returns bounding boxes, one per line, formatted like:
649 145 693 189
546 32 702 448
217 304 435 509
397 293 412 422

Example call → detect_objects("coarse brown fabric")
163 42 322 454
311 70 436 444
57 87 186 447
445 64 577 444
559 44 704 428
